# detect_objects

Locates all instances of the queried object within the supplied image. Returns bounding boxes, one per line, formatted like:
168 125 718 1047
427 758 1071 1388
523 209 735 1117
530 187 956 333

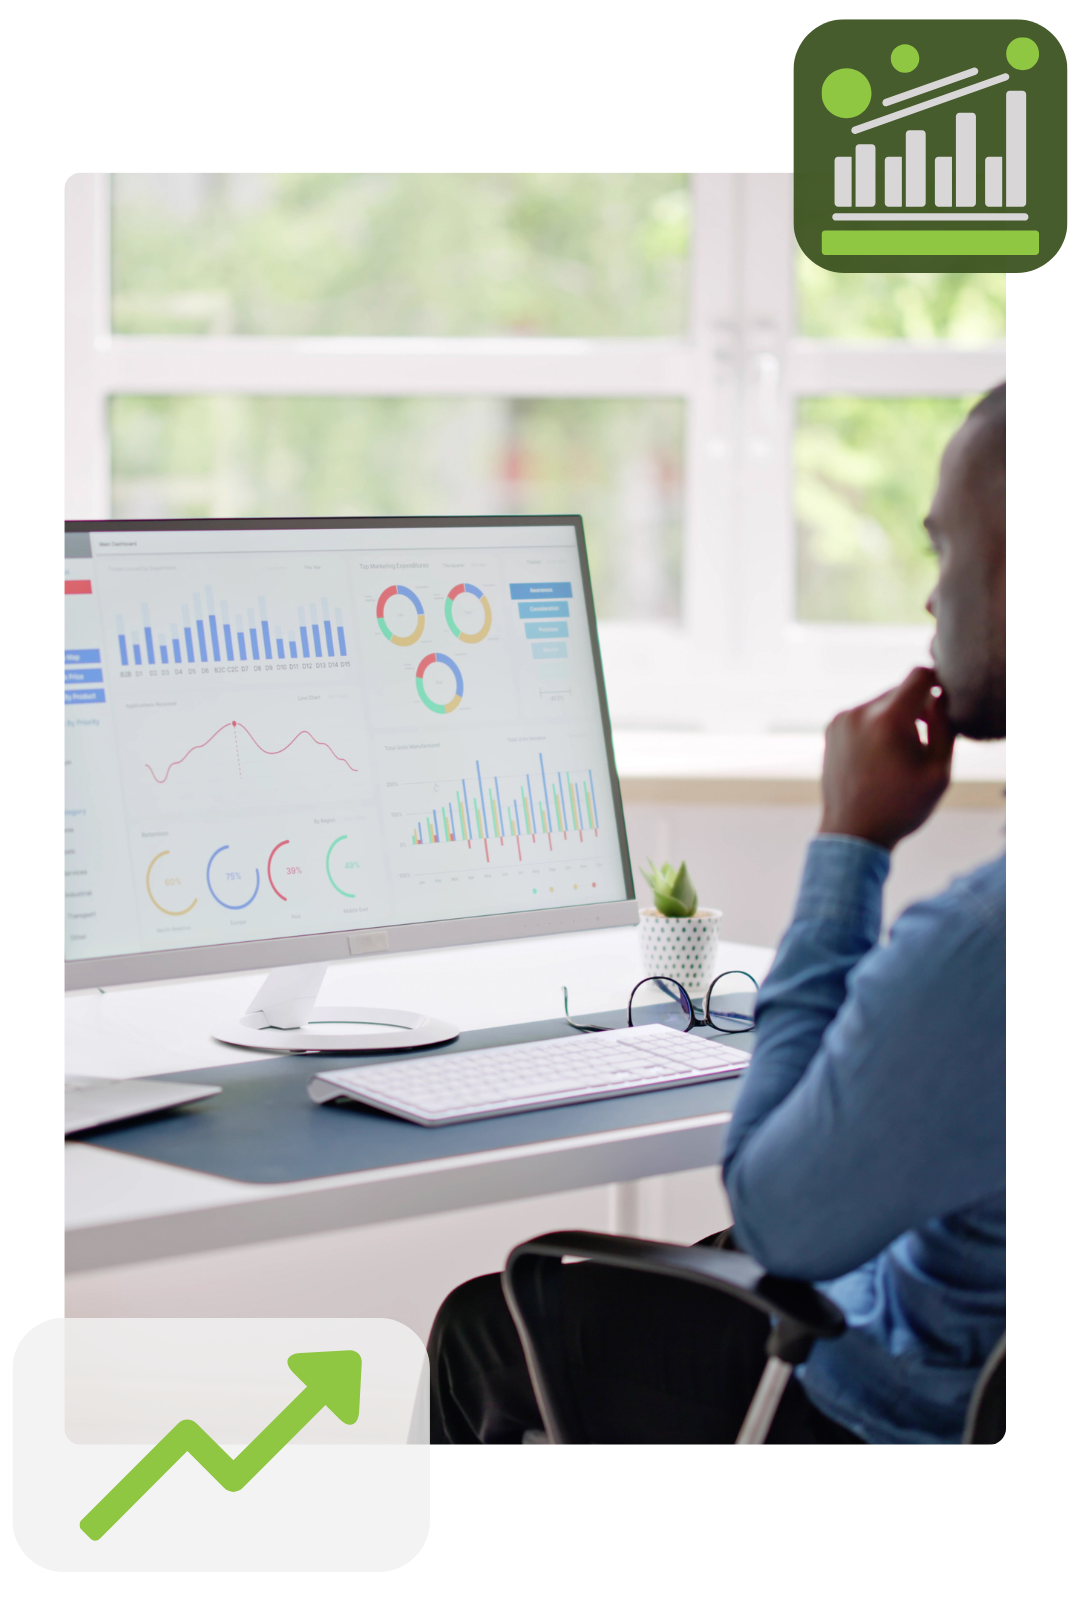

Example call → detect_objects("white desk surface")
66 929 773 1274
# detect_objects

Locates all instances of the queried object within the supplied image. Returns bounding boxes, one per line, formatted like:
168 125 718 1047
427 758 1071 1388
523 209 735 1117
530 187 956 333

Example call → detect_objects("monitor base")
213 1007 460 1053
213 962 460 1053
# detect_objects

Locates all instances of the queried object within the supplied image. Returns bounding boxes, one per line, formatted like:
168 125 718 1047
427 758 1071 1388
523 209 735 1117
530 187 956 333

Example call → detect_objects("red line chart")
145 720 359 784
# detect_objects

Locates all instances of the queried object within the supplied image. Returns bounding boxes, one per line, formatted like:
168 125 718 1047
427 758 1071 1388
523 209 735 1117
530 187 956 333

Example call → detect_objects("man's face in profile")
925 413 1006 742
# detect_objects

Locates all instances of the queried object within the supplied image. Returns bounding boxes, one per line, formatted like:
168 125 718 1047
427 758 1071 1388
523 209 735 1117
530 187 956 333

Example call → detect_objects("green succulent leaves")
640 859 698 918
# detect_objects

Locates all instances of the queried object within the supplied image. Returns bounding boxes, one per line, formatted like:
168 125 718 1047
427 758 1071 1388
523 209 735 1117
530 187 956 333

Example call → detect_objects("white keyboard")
307 1025 750 1126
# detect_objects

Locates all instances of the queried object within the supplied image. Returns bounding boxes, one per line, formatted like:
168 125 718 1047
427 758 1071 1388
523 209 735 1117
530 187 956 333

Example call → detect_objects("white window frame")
65 173 1005 733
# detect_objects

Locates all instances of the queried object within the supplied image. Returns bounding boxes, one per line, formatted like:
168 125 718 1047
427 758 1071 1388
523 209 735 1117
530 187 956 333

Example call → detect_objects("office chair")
503 1231 1005 1445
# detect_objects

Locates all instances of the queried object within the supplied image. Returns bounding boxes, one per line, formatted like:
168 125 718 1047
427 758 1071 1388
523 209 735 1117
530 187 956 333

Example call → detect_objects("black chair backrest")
503 1230 844 1444
504 1230 1002 1445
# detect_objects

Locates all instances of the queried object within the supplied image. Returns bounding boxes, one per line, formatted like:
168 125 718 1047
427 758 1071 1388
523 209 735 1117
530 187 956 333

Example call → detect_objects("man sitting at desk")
428 384 1006 1444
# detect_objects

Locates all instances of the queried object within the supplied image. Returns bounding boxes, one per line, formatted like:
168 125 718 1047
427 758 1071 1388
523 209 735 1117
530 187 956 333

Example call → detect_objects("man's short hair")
966 383 1005 479
971 381 1003 431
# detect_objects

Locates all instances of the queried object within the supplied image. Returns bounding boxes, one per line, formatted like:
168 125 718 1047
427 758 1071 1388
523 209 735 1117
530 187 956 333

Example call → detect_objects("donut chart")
416 652 464 714
444 582 492 643
377 585 425 646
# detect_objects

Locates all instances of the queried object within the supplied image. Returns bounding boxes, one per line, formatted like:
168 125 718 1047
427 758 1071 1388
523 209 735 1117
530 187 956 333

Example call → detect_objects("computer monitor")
65 516 637 1050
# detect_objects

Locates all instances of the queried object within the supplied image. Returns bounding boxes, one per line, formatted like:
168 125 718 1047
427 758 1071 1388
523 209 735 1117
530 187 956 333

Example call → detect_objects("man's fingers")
889 666 939 709
922 690 956 762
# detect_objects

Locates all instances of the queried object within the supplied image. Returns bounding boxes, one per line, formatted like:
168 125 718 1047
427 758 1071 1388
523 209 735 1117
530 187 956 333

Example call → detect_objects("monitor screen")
65 518 635 985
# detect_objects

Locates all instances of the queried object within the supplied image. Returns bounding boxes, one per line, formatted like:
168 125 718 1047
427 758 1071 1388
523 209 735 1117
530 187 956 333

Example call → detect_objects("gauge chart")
136 812 387 938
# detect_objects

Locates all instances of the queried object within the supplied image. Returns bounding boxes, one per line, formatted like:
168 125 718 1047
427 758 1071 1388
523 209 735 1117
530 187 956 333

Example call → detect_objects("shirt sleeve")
722 836 1005 1282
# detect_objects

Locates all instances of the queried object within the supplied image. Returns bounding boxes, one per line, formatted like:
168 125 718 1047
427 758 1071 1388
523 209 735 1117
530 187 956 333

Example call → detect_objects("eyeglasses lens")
704 972 758 1033
629 977 695 1031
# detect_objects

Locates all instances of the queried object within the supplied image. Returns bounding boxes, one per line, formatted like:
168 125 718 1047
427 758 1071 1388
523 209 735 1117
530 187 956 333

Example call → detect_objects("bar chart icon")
795 20 1065 271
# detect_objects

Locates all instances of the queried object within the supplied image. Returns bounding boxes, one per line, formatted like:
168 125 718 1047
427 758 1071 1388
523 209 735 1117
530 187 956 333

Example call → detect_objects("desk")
66 928 772 1333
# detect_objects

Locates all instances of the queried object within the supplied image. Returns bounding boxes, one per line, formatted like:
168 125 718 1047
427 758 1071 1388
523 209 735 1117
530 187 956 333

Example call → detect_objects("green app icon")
794 19 1066 271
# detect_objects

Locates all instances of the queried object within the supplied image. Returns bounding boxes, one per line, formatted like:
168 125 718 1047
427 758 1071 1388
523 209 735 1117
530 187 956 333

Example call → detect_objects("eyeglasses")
562 970 760 1036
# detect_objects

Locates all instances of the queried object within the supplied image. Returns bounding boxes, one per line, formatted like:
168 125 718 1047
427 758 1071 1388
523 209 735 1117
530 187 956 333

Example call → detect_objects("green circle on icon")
821 68 873 118
891 44 919 73
1006 37 1039 70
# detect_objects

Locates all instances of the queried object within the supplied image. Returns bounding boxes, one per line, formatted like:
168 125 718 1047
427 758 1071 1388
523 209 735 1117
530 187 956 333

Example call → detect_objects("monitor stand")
212 962 460 1053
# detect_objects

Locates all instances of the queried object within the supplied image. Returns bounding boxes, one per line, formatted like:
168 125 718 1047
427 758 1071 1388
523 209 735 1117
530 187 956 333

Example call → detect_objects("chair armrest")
963 1334 1005 1444
505 1230 845 1346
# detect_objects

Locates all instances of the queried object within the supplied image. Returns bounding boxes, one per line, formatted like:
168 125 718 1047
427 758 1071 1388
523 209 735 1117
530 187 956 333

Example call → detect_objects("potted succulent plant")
637 860 724 995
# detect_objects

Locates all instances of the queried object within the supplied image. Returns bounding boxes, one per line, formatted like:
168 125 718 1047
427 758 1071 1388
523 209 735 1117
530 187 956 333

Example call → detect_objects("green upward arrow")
79 1349 362 1541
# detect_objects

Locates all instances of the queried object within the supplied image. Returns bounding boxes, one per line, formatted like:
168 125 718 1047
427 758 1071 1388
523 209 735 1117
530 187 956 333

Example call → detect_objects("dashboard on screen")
65 519 633 967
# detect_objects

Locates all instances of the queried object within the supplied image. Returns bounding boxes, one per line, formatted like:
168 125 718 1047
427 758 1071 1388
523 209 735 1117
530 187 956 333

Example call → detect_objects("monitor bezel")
65 514 638 990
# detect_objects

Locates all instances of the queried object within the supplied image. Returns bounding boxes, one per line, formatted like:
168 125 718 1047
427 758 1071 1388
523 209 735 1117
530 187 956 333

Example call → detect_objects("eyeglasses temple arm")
561 986 610 1033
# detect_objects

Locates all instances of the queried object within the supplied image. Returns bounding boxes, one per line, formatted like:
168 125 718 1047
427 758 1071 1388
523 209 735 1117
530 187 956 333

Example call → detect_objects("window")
109 395 685 620
794 265 1003 626
110 173 691 337
66 174 1005 733
795 394 979 624
796 262 1005 342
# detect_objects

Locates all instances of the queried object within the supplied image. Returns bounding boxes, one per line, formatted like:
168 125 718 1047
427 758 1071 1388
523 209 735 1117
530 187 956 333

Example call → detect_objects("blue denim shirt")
723 836 1005 1444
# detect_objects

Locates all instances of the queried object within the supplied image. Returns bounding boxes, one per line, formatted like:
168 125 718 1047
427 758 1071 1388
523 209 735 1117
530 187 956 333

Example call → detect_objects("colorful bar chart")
115 588 349 669
408 752 600 861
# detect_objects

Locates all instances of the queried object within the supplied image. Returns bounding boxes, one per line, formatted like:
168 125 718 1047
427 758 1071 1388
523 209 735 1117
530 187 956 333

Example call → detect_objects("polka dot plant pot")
637 907 725 997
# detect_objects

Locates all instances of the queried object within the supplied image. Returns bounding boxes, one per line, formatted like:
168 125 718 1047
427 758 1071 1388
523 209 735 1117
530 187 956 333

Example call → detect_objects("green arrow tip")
287 1350 362 1424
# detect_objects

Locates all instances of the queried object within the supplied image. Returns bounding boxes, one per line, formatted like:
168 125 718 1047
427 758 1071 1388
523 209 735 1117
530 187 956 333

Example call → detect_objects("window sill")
612 730 1006 809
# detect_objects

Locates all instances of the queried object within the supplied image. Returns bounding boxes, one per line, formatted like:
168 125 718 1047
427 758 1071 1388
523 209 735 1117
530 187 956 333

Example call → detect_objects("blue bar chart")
115 587 351 670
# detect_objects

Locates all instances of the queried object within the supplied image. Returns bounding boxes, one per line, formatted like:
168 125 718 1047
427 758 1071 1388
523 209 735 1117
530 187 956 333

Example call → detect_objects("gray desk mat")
74 1009 754 1185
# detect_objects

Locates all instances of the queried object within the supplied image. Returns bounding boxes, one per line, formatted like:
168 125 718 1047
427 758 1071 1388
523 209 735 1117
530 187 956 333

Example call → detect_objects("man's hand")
820 668 955 850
